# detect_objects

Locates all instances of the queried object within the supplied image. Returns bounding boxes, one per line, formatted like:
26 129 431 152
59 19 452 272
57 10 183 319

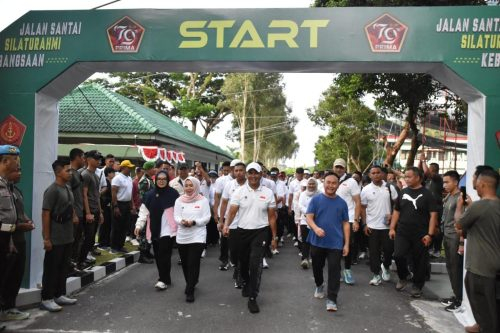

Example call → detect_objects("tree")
222 73 299 164
87 72 230 139
308 85 377 171
313 0 482 167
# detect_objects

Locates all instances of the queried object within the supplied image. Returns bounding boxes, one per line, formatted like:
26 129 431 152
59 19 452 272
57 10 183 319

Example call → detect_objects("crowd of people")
0 144 499 332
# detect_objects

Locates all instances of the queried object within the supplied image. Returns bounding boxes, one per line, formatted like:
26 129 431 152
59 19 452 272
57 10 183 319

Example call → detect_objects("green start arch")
0 6 499 287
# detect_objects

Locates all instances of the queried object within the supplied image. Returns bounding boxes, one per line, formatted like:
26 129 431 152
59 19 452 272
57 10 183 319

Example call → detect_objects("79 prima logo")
365 14 408 53
107 16 145 53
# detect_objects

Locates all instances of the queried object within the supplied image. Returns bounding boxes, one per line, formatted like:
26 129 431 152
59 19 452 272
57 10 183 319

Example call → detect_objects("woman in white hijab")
174 176 211 303
298 178 320 269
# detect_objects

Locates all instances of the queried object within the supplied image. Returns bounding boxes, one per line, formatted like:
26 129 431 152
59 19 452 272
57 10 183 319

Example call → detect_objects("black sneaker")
440 296 456 307
410 285 422 298
138 256 154 264
241 284 250 298
445 300 462 312
248 297 260 313
186 294 195 303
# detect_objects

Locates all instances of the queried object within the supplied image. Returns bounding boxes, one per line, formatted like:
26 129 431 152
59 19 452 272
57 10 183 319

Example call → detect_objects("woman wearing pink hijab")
174 176 211 303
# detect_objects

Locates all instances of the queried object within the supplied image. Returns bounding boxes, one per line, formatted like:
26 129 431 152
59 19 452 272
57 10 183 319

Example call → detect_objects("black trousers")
0 236 25 310
343 223 355 270
310 245 342 302
71 217 84 262
219 235 229 264
394 233 428 289
111 201 131 250
152 236 174 285
368 229 394 275
277 207 288 240
178 243 205 295
299 225 310 260
238 227 268 299
355 225 368 255
443 235 463 301
229 228 242 282
206 216 219 246
288 211 297 239
98 205 112 248
0 232 12 310
41 243 72 300
79 212 98 263
465 271 498 333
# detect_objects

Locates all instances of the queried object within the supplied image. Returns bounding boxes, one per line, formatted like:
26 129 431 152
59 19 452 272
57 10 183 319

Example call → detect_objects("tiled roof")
59 83 232 158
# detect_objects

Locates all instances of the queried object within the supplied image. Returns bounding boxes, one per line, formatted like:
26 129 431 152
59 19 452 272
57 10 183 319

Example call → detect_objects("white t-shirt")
288 178 302 202
221 179 245 229
275 179 288 209
209 184 216 207
230 183 276 230
96 167 107 191
360 181 398 230
315 178 324 192
298 192 317 226
174 196 211 244
111 172 133 202
169 176 187 195
261 177 277 195
199 179 210 199
336 175 361 222
214 175 233 194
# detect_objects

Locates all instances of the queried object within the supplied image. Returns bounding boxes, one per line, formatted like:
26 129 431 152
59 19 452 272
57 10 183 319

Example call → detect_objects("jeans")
152 236 174 285
394 232 428 289
41 243 72 300
177 243 205 295
238 227 268 299
368 229 394 275
310 245 342 302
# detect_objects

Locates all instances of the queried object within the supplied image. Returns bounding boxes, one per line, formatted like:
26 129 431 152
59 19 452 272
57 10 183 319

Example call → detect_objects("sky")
0 0 335 167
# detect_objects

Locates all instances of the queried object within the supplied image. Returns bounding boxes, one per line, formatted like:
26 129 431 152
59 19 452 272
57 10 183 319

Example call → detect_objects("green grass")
94 242 139 266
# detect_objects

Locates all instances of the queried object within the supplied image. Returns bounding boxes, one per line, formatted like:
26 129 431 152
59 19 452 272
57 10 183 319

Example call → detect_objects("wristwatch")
192 221 197 226
273 236 279 241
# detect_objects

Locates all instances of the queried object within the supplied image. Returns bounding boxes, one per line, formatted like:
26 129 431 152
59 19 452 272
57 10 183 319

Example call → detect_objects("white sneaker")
358 252 367 260
86 254 96 261
54 295 77 305
155 281 167 290
0 308 30 321
40 299 62 312
130 239 140 246
300 259 309 269
369 274 382 286
293 241 299 247
381 264 391 282
314 284 325 299
201 249 206 258
125 236 132 242
262 258 269 269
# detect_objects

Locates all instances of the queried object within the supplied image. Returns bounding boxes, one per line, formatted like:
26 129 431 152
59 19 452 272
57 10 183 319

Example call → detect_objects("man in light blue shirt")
306 171 350 312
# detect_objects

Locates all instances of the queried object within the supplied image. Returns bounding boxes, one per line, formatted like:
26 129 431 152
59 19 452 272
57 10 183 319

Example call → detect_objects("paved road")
5 240 463 333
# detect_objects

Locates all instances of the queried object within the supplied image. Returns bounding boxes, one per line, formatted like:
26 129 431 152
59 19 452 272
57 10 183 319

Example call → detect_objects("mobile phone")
460 186 467 202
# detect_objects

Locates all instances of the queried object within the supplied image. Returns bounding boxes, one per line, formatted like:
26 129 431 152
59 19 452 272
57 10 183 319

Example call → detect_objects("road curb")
16 251 140 308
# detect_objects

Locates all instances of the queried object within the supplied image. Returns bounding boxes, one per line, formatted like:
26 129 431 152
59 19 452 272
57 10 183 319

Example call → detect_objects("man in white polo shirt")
360 165 398 286
333 158 361 285
111 160 135 253
224 162 277 314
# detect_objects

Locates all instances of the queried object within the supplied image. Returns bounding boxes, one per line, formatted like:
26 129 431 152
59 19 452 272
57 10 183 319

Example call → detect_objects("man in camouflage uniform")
137 161 155 263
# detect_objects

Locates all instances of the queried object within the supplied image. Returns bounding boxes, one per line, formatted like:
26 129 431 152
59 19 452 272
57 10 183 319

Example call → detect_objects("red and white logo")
107 16 145 53
365 14 408 53
0 115 26 147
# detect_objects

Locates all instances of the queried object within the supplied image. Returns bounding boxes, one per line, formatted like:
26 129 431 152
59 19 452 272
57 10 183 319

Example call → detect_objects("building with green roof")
58 83 233 167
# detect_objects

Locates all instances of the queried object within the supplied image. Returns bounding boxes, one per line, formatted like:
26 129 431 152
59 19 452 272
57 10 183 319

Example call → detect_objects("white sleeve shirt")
336 177 361 222
174 197 211 244
360 181 398 230
230 183 276 230
111 173 133 202
222 179 244 229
